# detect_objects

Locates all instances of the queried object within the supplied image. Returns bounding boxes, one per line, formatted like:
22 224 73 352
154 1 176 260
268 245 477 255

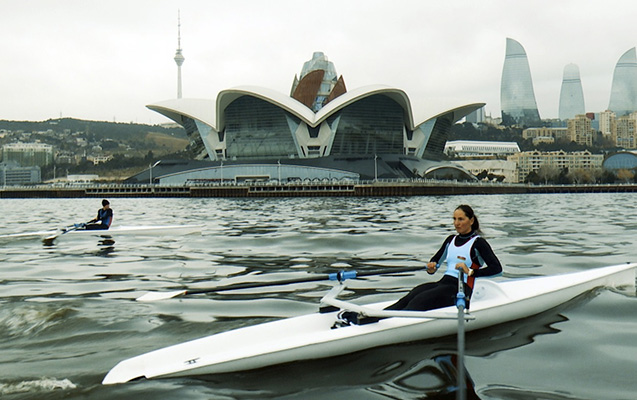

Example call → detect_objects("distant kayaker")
84 199 113 230
337 204 502 326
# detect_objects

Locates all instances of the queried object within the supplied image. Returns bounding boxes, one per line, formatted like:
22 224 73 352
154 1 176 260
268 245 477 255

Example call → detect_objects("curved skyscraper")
608 47 637 116
558 63 585 120
500 38 541 126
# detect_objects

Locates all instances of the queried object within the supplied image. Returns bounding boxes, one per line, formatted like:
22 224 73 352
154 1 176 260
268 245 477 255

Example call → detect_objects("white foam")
0 304 73 336
0 377 77 395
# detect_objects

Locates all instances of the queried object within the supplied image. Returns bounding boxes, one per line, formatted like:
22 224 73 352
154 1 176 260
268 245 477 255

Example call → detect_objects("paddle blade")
42 234 59 245
136 290 187 302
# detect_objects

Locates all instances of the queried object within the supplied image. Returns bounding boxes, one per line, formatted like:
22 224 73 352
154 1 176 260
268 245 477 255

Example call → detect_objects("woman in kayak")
84 199 113 230
385 204 502 311
336 204 502 326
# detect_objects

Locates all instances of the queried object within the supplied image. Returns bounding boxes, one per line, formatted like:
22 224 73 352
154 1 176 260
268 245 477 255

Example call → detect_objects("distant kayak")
102 262 637 385
0 225 204 242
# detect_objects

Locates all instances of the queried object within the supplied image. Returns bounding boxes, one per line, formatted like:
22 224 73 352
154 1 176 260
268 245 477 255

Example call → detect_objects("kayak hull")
59 225 204 237
102 263 636 385
0 225 203 241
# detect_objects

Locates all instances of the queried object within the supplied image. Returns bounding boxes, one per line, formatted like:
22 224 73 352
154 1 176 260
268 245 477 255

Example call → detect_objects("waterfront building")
522 127 569 142
530 136 555 146
508 150 603 182
0 161 41 185
465 107 485 124
608 48 637 117
615 112 637 149
603 151 637 170
137 52 483 184
598 110 617 138
484 114 502 126
558 64 585 121
67 174 99 183
444 140 520 158
87 155 113 165
567 114 594 146
500 38 541 127
452 159 518 183
1 142 53 167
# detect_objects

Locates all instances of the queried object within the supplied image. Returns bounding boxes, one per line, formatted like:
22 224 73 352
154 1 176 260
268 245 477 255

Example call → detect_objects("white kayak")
0 225 204 242
102 263 637 385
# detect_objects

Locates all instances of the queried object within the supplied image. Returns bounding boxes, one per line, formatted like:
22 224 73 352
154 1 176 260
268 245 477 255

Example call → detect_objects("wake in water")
0 377 77 395
0 302 76 337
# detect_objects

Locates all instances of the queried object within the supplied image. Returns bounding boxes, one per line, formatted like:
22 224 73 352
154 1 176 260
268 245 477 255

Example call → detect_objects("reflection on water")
95 237 116 257
369 355 481 400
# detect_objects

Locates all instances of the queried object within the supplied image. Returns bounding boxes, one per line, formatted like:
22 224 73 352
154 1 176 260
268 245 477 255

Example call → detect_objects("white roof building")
444 140 520 158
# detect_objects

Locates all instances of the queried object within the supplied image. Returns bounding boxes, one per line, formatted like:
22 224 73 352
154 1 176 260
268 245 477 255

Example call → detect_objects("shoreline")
2 180 637 198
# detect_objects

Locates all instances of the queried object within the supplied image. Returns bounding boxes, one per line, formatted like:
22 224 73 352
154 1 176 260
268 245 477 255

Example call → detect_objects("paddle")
136 265 425 302
42 221 89 245
456 270 467 400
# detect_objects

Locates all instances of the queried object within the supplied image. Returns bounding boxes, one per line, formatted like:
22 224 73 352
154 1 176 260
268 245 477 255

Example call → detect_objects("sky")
2 0 637 126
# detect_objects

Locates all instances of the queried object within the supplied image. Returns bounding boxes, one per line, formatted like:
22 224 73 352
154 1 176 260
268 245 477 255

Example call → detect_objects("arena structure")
128 52 484 184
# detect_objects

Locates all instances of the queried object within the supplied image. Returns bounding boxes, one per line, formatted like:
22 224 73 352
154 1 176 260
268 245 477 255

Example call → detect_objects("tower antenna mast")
174 10 185 99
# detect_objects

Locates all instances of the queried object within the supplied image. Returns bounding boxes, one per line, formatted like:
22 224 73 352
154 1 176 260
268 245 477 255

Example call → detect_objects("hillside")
0 117 192 181
0 118 187 141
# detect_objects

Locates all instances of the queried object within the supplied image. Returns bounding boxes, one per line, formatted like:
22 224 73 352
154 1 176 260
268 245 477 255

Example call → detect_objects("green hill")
0 118 186 141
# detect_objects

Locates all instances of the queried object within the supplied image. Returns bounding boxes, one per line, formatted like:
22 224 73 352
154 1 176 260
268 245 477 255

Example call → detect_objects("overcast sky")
2 0 637 125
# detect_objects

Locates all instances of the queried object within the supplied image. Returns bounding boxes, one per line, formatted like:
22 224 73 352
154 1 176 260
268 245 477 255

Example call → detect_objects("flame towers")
558 64 585 120
500 38 541 126
608 47 637 117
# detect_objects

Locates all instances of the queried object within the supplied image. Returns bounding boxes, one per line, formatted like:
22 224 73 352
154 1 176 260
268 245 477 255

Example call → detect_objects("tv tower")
174 10 185 99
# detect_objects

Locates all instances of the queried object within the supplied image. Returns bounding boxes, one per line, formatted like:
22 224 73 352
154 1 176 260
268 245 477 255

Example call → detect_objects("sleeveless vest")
444 235 478 284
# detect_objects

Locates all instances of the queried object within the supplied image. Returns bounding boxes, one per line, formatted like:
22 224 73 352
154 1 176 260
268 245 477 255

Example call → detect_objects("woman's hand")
455 262 470 275
426 262 437 274
455 256 471 275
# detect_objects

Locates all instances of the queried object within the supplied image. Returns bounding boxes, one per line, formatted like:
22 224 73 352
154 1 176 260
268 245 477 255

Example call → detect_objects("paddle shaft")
42 221 89 244
183 265 426 295
456 270 466 400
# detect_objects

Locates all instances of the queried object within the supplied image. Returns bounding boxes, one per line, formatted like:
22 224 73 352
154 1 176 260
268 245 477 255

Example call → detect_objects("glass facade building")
329 95 404 156
224 96 299 159
144 53 483 182
500 38 541 127
558 63 585 121
608 47 637 117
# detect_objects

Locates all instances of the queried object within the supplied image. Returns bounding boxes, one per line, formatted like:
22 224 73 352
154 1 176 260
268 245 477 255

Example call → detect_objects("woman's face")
453 208 474 235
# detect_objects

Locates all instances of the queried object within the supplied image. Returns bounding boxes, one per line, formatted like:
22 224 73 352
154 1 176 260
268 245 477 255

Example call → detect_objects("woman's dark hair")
102 199 110 206
456 204 480 234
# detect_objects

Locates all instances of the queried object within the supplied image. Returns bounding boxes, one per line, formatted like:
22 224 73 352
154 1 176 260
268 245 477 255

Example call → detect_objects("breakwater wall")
2 181 637 199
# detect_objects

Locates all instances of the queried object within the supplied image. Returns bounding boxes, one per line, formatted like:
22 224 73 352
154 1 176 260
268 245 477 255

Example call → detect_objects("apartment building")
567 114 594 146
507 150 603 182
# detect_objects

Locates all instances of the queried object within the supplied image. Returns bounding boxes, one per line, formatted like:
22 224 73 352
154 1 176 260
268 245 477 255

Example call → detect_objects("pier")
2 180 637 199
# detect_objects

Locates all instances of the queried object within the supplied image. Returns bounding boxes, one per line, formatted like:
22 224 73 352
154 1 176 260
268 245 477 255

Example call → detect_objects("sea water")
0 193 636 399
